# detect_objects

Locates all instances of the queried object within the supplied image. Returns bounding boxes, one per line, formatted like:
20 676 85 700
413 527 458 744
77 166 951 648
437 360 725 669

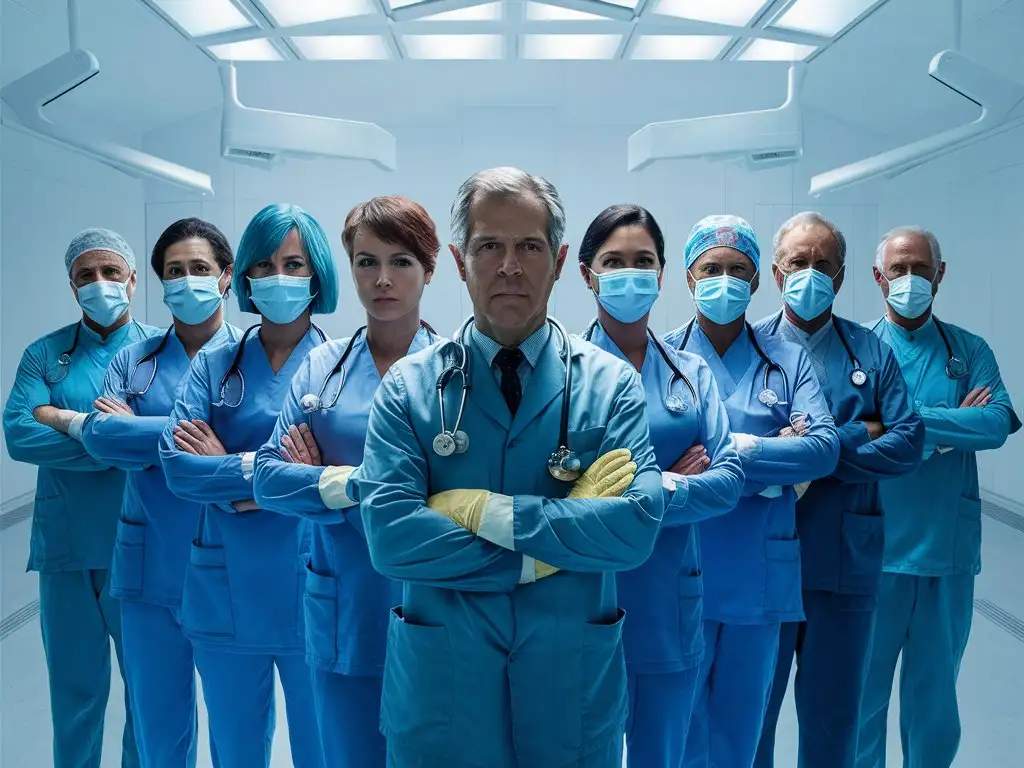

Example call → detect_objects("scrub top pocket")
110 519 146 600
182 541 236 639
764 537 803 618
839 511 884 593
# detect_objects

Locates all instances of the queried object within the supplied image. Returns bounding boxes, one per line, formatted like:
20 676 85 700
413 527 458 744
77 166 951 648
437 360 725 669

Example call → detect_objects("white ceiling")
2 0 1023 143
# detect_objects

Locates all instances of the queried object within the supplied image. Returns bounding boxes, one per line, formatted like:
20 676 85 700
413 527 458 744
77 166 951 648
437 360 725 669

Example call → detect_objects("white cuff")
662 471 683 492
732 433 761 458
476 493 515 550
67 413 88 442
519 555 537 584
759 485 784 498
936 445 954 454
318 465 357 509
240 452 255 481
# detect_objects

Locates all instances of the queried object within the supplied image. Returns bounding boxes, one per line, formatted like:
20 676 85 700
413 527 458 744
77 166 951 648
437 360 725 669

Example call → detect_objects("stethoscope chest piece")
850 368 868 387
548 445 582 482
758 388 780 407
299 394 321 414
432 432 456 457
452 430 469 454
946 356 968 380
665 394 688 413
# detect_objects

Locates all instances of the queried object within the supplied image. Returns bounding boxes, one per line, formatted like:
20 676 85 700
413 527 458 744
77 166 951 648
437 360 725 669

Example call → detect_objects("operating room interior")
2 0 1023 765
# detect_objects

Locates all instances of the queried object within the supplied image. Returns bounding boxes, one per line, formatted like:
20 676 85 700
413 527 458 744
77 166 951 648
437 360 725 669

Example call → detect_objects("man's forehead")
72 250 128 273
884 234 931 262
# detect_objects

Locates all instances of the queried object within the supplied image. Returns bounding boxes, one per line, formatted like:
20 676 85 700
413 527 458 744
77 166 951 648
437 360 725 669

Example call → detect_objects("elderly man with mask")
856 226 1020 768
751 212 925 768
337 167 664 767
3 228 161 768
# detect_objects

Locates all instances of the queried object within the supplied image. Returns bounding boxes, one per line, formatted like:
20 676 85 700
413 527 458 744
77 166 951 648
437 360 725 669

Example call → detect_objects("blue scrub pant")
856 573 974 768
39 569 139 768
193 648 325 768
754 591 877 768
625 667 700 768
386 737 624 767
121 600 220 768
311 668 386 767
683 620 780 768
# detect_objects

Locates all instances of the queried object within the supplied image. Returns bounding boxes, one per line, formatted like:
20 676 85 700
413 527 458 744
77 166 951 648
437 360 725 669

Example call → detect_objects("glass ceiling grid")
160 0 884 61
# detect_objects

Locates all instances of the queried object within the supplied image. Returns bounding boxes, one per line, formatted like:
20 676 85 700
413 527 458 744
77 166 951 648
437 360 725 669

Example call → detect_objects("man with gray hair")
751 212 925 768
857 226 1019 768
3 228 162 768
357 167 664 767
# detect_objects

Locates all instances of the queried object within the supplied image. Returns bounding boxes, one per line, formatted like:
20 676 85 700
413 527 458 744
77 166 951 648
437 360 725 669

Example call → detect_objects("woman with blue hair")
159 203 337 768
664 215 840 768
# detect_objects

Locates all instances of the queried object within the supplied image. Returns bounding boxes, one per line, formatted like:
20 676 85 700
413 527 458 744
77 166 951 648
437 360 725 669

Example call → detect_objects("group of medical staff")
2 165 1018 768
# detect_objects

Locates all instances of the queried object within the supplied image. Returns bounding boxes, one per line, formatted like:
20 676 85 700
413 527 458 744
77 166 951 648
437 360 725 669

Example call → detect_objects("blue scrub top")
664 320 840 624
871 316 1020 576
3 318 163 572
159 324 327 653
252 326 440 675
356 324 665 768
584 321 743 673
81 323 242 607
754 311 925 594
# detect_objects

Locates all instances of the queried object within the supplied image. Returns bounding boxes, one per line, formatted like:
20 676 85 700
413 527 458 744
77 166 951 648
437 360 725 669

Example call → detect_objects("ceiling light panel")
632 35 730 60
260 0 378 26
151 0 252 36
402 34 505 59
207 39 284 61
653 0 767 26
422 2 504 21
521 34 622 59
525 2 608 21
738 39 816 61
601 0 641 8
771 0 878 37
292 35 391 59
389 0 429 9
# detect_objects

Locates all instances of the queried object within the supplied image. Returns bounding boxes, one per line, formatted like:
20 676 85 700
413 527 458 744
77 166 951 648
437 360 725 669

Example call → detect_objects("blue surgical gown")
82 324 241 606
585 322 744 672
159 325 327 652
356 329 665 768
4 320 162 571
252 326 439 674
663 322 841 623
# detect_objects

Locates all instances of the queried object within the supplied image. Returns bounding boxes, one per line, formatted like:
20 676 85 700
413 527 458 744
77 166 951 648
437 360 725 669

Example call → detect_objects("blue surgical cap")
684 214 760 270
64 228 137 274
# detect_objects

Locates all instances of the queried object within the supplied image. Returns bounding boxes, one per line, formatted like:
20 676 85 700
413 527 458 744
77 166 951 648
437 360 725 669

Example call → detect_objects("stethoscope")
434 316 583 483
299 321 439 414
677 318 791 408
935 318 968 379
776 311 868 388
43 320 144 385
213 323 328 408
123 327 175 400
582 320 698 414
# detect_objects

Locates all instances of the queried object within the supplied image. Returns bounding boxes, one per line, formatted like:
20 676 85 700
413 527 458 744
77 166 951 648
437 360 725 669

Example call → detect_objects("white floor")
2 509 1024 768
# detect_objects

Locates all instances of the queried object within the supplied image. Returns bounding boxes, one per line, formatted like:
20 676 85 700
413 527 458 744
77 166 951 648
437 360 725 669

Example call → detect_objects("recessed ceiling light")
738 39 817 61
525 2 608 21
151 0 252 37
422 2 504 21
653 0 767 27
292 35 390 60
631 35 730 60
207 39 284 61
520 34 622 60
260 0 378 26
771 0 878 37
402 34 505 59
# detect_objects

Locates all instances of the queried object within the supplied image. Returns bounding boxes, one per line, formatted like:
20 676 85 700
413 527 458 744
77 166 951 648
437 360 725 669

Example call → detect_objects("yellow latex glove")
568 448 636 499
534 560 559 580
426 489 492 534
794 481 812 500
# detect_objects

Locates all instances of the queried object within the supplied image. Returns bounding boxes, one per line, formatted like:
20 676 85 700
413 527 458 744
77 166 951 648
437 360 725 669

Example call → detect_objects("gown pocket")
764 538 802 616
839 511 884 593
677 570 704 660
380 607 454 753
110 520 146 599
581 608 629 744
182 542 235 638
302 560 339 668
953 495 982 571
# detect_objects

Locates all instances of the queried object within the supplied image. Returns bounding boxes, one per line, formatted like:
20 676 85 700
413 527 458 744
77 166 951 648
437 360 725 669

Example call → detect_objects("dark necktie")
494 347 525 417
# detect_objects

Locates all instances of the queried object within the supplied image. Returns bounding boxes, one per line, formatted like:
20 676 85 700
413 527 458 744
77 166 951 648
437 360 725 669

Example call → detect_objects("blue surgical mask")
593 268 660 324
248 275 314 324
885 274 934 319
163 275 224 325
691 272 752 325
782 267 838 321
77 279 130 327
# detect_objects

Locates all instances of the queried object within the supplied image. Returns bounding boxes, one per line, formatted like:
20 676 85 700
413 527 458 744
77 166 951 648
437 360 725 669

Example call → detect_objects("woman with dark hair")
577 204 744 768
252 196 442 767
79 217 240 768
159 203 341 768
